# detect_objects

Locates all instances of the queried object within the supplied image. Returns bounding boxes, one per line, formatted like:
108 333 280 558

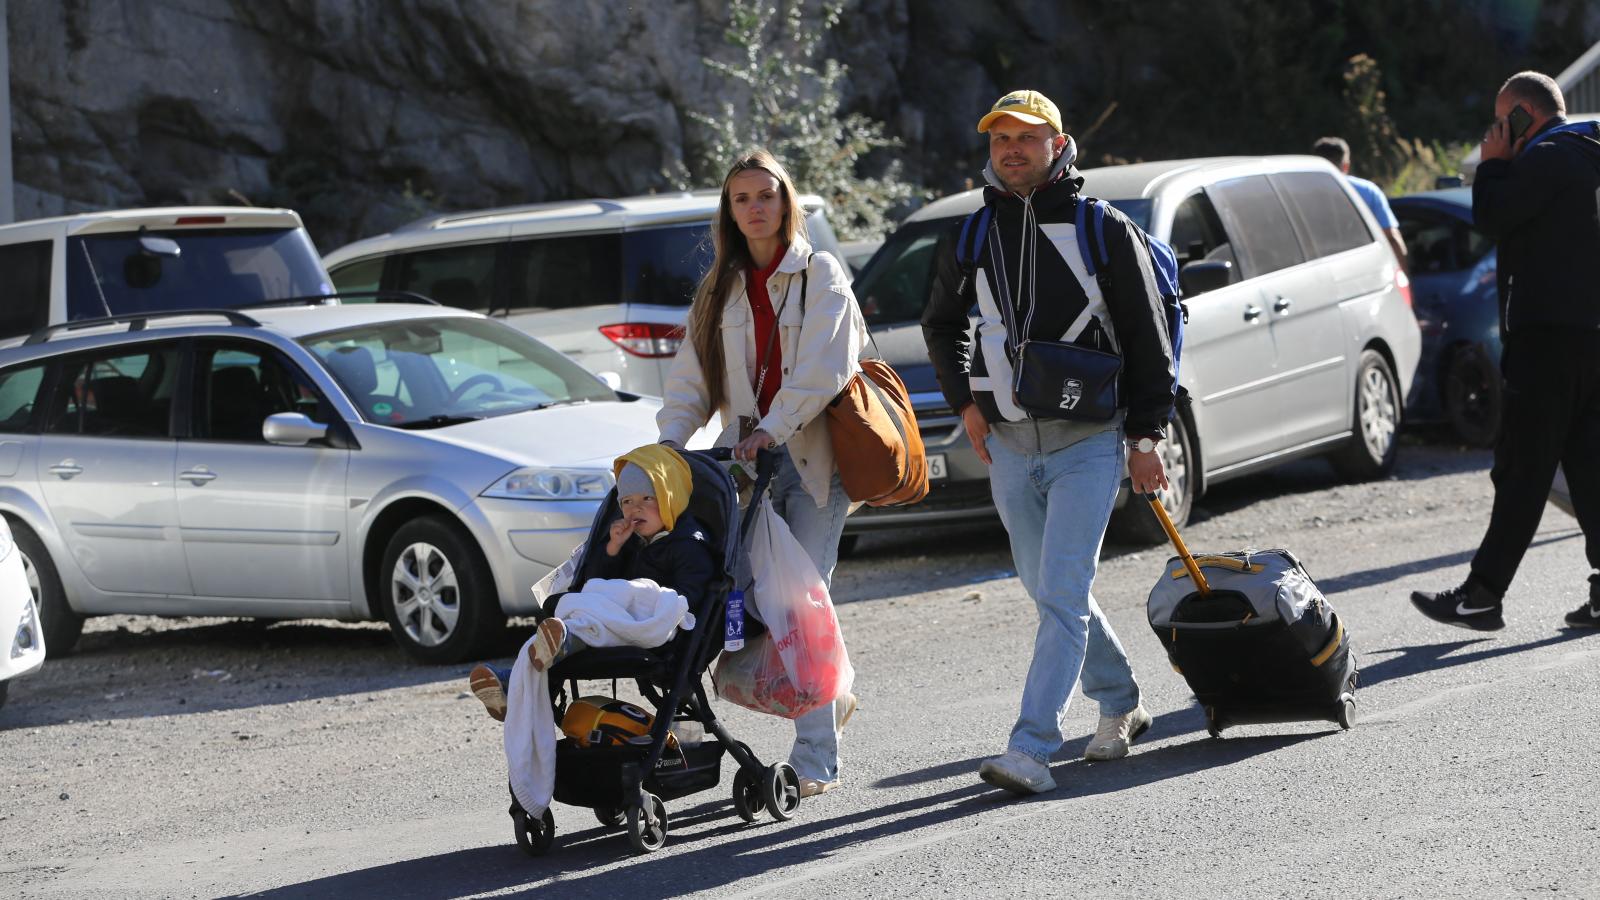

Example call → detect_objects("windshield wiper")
393 414 484 430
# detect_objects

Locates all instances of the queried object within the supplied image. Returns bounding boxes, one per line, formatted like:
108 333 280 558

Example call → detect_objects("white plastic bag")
712 498 853 718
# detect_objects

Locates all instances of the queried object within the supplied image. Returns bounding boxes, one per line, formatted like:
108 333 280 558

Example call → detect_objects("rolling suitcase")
1142 495 1358 737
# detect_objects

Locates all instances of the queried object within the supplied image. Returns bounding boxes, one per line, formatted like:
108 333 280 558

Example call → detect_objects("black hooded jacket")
1472 118 1600 334
590 512 718 613
921 168 1175 436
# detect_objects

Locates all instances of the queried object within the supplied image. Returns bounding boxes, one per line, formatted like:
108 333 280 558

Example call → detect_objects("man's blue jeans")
986 427 1142 762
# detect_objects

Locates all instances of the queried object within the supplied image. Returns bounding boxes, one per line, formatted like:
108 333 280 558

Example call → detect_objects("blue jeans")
760 446 850 782
986 428 1141 762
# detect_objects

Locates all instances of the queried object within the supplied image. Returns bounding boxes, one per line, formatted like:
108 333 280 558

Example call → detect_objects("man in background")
1312 136 1408 271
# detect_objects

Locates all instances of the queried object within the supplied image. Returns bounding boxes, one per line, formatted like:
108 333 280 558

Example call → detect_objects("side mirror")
1179 259 1234 297
262 412 329 446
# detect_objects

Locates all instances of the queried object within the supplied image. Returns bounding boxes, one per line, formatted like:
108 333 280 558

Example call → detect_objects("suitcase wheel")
1336 694 1356 731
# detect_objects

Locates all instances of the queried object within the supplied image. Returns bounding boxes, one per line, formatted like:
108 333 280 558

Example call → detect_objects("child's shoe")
468 664 507 722
529 617 567 672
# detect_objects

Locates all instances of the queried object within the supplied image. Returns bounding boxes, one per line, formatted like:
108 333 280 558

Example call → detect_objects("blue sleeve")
1351 178 1398 229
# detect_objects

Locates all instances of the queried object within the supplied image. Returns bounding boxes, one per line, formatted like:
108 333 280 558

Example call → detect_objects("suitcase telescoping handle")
1144 493 1212 596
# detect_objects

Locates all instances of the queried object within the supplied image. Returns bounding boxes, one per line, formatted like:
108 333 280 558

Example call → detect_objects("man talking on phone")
1411 71 1600 630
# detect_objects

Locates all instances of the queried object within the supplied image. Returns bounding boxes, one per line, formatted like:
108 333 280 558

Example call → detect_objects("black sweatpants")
1470 330 1600 597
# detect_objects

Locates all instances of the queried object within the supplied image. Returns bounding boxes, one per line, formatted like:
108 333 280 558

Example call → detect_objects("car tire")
836 534 860 559
1331 349 1402 482
0 679 8 710
1109 413 1196 545
378 515 505 665
6 517 82 657
1442 344 1502 448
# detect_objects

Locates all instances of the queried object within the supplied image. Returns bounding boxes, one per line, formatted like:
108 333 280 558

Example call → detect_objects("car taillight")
599 323 685 358
173 215 227 225
1396 268 1412 307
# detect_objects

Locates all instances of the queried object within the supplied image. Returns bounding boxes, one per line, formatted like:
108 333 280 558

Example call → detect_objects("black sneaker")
1410 582 1505 631
1563 600 1600 629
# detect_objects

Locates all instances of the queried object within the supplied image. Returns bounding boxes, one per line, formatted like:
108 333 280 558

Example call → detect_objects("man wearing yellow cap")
922 90 1176 795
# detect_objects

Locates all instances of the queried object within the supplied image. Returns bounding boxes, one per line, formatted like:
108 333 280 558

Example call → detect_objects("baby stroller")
509 447 803 856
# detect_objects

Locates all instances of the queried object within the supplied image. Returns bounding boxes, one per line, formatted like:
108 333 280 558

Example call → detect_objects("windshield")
301 316 617 426
67 228 330 320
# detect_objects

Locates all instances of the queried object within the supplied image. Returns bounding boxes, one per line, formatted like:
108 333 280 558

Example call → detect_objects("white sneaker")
1085 704 1153 761
978 749 1056 795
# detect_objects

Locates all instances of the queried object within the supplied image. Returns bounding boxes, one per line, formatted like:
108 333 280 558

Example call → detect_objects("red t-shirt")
747 251 785 417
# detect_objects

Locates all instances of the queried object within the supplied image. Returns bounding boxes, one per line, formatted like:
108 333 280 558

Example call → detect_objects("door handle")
48 460 83 480
1243 305 1263 322
180 468 218 486
1273 296 1293 313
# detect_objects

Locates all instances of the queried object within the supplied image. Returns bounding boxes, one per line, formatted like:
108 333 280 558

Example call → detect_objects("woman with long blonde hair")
657 149 866 797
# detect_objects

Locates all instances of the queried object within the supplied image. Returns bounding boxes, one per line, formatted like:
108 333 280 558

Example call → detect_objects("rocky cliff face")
9 0 1599 249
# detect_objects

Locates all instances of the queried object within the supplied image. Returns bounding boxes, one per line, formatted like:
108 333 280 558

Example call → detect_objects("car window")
0 364 47 432
192 343 328 442
851 218 958 327
1167 191 1240 275
0 240 54 340
501 225 712 314
302 316 616 427
65 228 329 321
1395 205 1493 274
1272 172 1375 259
44 345 181 438
394 243 499 312
329 257 385 297
1208 175 1307 278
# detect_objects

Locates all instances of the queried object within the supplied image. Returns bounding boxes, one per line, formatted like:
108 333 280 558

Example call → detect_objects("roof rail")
237 290 440 310
22 309 262 346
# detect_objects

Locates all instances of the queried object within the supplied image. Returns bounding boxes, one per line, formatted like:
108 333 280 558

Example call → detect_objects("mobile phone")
1506 104 1534 143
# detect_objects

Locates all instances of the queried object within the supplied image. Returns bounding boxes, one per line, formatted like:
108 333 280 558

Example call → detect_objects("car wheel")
836 534 860 559
0 679 8 710
378 515 505 664
1331 349 1401 482
1442 345 1502 448
1108 413 1196 545
6 517 82 656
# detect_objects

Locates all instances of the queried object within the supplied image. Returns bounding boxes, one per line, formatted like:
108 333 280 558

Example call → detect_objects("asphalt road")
4 438 1598 899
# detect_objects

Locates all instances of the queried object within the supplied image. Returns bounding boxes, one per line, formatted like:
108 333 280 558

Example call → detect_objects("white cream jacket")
657 239 867 507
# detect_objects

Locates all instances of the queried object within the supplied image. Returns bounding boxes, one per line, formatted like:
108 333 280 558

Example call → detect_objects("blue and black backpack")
955 197 1187 382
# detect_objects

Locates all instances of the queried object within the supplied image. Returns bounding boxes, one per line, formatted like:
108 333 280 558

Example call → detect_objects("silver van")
321 191 847 397
849 156 1423 544
0 207 332 345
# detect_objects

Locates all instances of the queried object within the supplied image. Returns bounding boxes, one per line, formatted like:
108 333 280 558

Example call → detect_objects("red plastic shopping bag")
712 498 853 719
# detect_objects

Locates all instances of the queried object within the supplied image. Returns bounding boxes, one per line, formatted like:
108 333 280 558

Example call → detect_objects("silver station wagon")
0 302 688 663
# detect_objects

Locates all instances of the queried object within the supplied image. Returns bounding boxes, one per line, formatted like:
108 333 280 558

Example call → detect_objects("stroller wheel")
626 792 669 854
1205 705 1224 739
732 765 763 823
1337 695 1357 731
763 763 801 822
594 805 625 829
513 806 556 856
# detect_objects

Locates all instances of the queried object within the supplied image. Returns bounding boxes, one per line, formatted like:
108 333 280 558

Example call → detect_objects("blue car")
1391 189 1502 446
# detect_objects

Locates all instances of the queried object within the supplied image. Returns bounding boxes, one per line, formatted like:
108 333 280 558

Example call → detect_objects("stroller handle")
698 446 780 480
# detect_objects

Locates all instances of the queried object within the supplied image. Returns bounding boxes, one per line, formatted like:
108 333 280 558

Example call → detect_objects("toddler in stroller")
504 446 807 856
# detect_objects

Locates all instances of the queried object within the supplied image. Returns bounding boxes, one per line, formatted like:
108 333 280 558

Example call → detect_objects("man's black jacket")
1472 118 1600 334
920 172 1175 437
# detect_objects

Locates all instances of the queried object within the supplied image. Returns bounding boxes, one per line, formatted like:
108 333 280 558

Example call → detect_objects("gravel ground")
3 436 1597 899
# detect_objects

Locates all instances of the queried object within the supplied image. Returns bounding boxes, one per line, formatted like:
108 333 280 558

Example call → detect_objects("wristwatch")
1128 435 1159 454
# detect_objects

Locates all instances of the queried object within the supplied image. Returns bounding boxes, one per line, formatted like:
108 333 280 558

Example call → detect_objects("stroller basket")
551 736 727 810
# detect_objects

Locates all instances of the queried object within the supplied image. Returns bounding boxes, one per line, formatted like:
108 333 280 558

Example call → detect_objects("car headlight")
482 467 614 501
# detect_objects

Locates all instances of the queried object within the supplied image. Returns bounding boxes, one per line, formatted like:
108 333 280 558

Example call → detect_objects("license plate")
927 453 948 481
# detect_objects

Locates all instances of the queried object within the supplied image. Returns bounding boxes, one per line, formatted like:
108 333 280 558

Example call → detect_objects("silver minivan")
322 191 848 397
848 155 1423 543
0 206 332 346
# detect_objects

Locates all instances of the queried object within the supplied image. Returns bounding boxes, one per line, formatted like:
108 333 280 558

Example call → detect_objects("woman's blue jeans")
763 446 850 782
985 428 1142 762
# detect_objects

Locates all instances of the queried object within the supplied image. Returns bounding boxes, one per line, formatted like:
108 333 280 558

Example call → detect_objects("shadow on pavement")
1356 628 1598 690
1318 529 1580 596
0 618 538 728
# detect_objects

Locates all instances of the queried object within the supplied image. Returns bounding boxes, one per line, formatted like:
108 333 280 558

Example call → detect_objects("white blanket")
505 578 696 817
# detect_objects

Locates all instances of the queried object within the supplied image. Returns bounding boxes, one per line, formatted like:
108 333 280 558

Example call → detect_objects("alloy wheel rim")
20 552 41 620
1157 420 1189 516
390 542 461 647
1359 365 1397 460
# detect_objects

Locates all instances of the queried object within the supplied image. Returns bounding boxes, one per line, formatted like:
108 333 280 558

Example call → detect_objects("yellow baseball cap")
976 90 1063 133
